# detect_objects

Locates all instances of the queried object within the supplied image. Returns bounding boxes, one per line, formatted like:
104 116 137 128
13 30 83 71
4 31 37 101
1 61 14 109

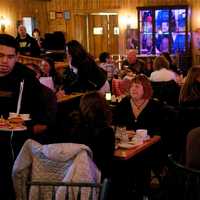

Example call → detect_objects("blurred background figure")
39 57 60 91
98 51 118 88
122 49 149 76
16 25 40 57
32 28 44 53
150 55 177 82
57 40 107 96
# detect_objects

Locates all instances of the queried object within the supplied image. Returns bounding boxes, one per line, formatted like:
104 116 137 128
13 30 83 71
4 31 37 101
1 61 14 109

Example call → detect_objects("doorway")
88 13 119 58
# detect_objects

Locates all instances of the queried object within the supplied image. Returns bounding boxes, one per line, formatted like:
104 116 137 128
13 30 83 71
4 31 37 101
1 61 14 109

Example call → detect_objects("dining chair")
26 178 109 200
12 139 101 200
166 154 200 200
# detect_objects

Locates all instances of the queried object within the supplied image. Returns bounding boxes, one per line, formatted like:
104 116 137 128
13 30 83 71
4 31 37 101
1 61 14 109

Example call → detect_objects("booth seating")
18 55 42 67
151 80 180 106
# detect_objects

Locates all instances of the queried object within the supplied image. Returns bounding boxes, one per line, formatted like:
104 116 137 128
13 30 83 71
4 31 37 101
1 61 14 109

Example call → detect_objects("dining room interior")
1 0 200 200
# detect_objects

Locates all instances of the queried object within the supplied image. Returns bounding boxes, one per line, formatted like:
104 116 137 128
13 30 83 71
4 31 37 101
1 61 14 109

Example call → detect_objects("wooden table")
114 135 161 160
57 93 84 103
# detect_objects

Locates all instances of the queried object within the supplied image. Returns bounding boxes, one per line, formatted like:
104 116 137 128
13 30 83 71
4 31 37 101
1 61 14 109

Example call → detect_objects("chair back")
26 178 109 200
167 154 200 200
151 80 180 106
12 140 101 200
112 78 131 97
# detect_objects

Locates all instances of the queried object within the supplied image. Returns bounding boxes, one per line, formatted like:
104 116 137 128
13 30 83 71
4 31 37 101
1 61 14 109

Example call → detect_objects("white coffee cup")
136 129 148 138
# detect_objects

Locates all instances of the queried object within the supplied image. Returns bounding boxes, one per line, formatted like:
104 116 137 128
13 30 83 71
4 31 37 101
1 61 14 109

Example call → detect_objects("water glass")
115 126 128 143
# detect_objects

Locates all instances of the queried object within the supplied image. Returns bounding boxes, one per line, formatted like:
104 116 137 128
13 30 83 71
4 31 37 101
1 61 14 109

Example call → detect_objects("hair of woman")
42 56 57 77
66 40 94 70
131 74 153 99
80 91 112 127
153 55 170 70
179 66 200 103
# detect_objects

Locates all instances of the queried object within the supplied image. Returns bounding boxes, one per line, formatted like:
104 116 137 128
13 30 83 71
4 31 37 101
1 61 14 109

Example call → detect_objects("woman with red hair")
113 74 165 136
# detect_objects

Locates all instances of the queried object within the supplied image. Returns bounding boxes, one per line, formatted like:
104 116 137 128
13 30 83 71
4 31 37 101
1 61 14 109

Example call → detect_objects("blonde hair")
153 55 170 70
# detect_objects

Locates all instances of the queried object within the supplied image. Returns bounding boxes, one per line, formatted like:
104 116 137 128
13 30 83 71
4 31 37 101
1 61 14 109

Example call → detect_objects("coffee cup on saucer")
136 129 148 138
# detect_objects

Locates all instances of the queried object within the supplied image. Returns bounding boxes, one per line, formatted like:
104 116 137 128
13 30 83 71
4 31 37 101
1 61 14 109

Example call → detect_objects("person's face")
0 45 18 77
127 51 136 64
18 26 27 38
33 31 39 39
41 60 50 75
106 55 112 64
130 82 144 100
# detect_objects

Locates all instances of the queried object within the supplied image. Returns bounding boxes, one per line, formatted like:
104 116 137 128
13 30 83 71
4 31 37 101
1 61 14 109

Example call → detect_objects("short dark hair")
0 34 18 52
99 52 110 63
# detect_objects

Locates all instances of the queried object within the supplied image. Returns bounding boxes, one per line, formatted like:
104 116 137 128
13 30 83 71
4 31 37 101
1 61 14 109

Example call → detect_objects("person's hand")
56 89 65 99
33 124 47 134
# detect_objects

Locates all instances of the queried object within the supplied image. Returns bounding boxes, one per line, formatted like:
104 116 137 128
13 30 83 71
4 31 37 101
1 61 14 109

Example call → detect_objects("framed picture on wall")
93 27 103 35
64 11 70 20
49 11 56 20
126 28 138 50
56 12 63 19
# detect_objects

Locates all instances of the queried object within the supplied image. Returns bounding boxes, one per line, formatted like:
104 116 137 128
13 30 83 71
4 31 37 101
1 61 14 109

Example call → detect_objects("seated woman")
61 91 115 180
39 57 60 91
57 40 107 96
113 74 165 136
150 55 177 82
186 127 200 170
176 67 200 156
113 74 167 199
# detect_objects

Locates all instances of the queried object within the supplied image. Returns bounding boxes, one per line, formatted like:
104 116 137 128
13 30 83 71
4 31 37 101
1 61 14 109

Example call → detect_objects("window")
137 6 191 55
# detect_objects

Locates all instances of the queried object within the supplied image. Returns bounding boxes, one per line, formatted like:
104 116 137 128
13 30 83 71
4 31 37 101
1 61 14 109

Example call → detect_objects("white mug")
136 129 148 138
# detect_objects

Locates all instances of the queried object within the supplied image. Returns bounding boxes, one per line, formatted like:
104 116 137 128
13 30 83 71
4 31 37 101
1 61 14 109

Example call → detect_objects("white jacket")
12 139 101 200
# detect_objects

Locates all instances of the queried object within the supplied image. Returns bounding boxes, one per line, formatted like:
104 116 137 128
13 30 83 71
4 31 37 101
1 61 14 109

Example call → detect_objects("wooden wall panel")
0 0 200 56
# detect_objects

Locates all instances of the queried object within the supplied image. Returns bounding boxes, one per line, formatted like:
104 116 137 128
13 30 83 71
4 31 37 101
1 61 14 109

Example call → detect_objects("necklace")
132 99 147 110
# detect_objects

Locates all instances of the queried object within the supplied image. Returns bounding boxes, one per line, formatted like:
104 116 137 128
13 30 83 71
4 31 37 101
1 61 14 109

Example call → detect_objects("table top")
57 93 84 103
114 135 161 160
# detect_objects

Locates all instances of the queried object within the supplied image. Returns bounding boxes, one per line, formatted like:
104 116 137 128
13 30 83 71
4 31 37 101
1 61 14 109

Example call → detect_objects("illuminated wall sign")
93 27 103 35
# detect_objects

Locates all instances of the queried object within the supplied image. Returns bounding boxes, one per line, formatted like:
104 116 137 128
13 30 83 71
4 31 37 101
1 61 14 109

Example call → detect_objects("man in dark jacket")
15 25 40 57
0 33 54 199
122 49 150 76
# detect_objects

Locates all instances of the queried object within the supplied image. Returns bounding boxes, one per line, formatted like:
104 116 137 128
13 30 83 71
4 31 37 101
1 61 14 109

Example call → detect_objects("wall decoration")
93 27 103 35
49 11 56 20
64 11 70 20
126 28 138 50
56 12 63 19
114 27 119 35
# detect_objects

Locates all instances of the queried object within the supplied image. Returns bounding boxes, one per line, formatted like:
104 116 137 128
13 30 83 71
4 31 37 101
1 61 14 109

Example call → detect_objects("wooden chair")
26 178 109 200
166 154 200 200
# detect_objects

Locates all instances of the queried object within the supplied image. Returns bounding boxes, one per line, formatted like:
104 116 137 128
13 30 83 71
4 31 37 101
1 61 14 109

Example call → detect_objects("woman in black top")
60 40 107 93
113 74 165 136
